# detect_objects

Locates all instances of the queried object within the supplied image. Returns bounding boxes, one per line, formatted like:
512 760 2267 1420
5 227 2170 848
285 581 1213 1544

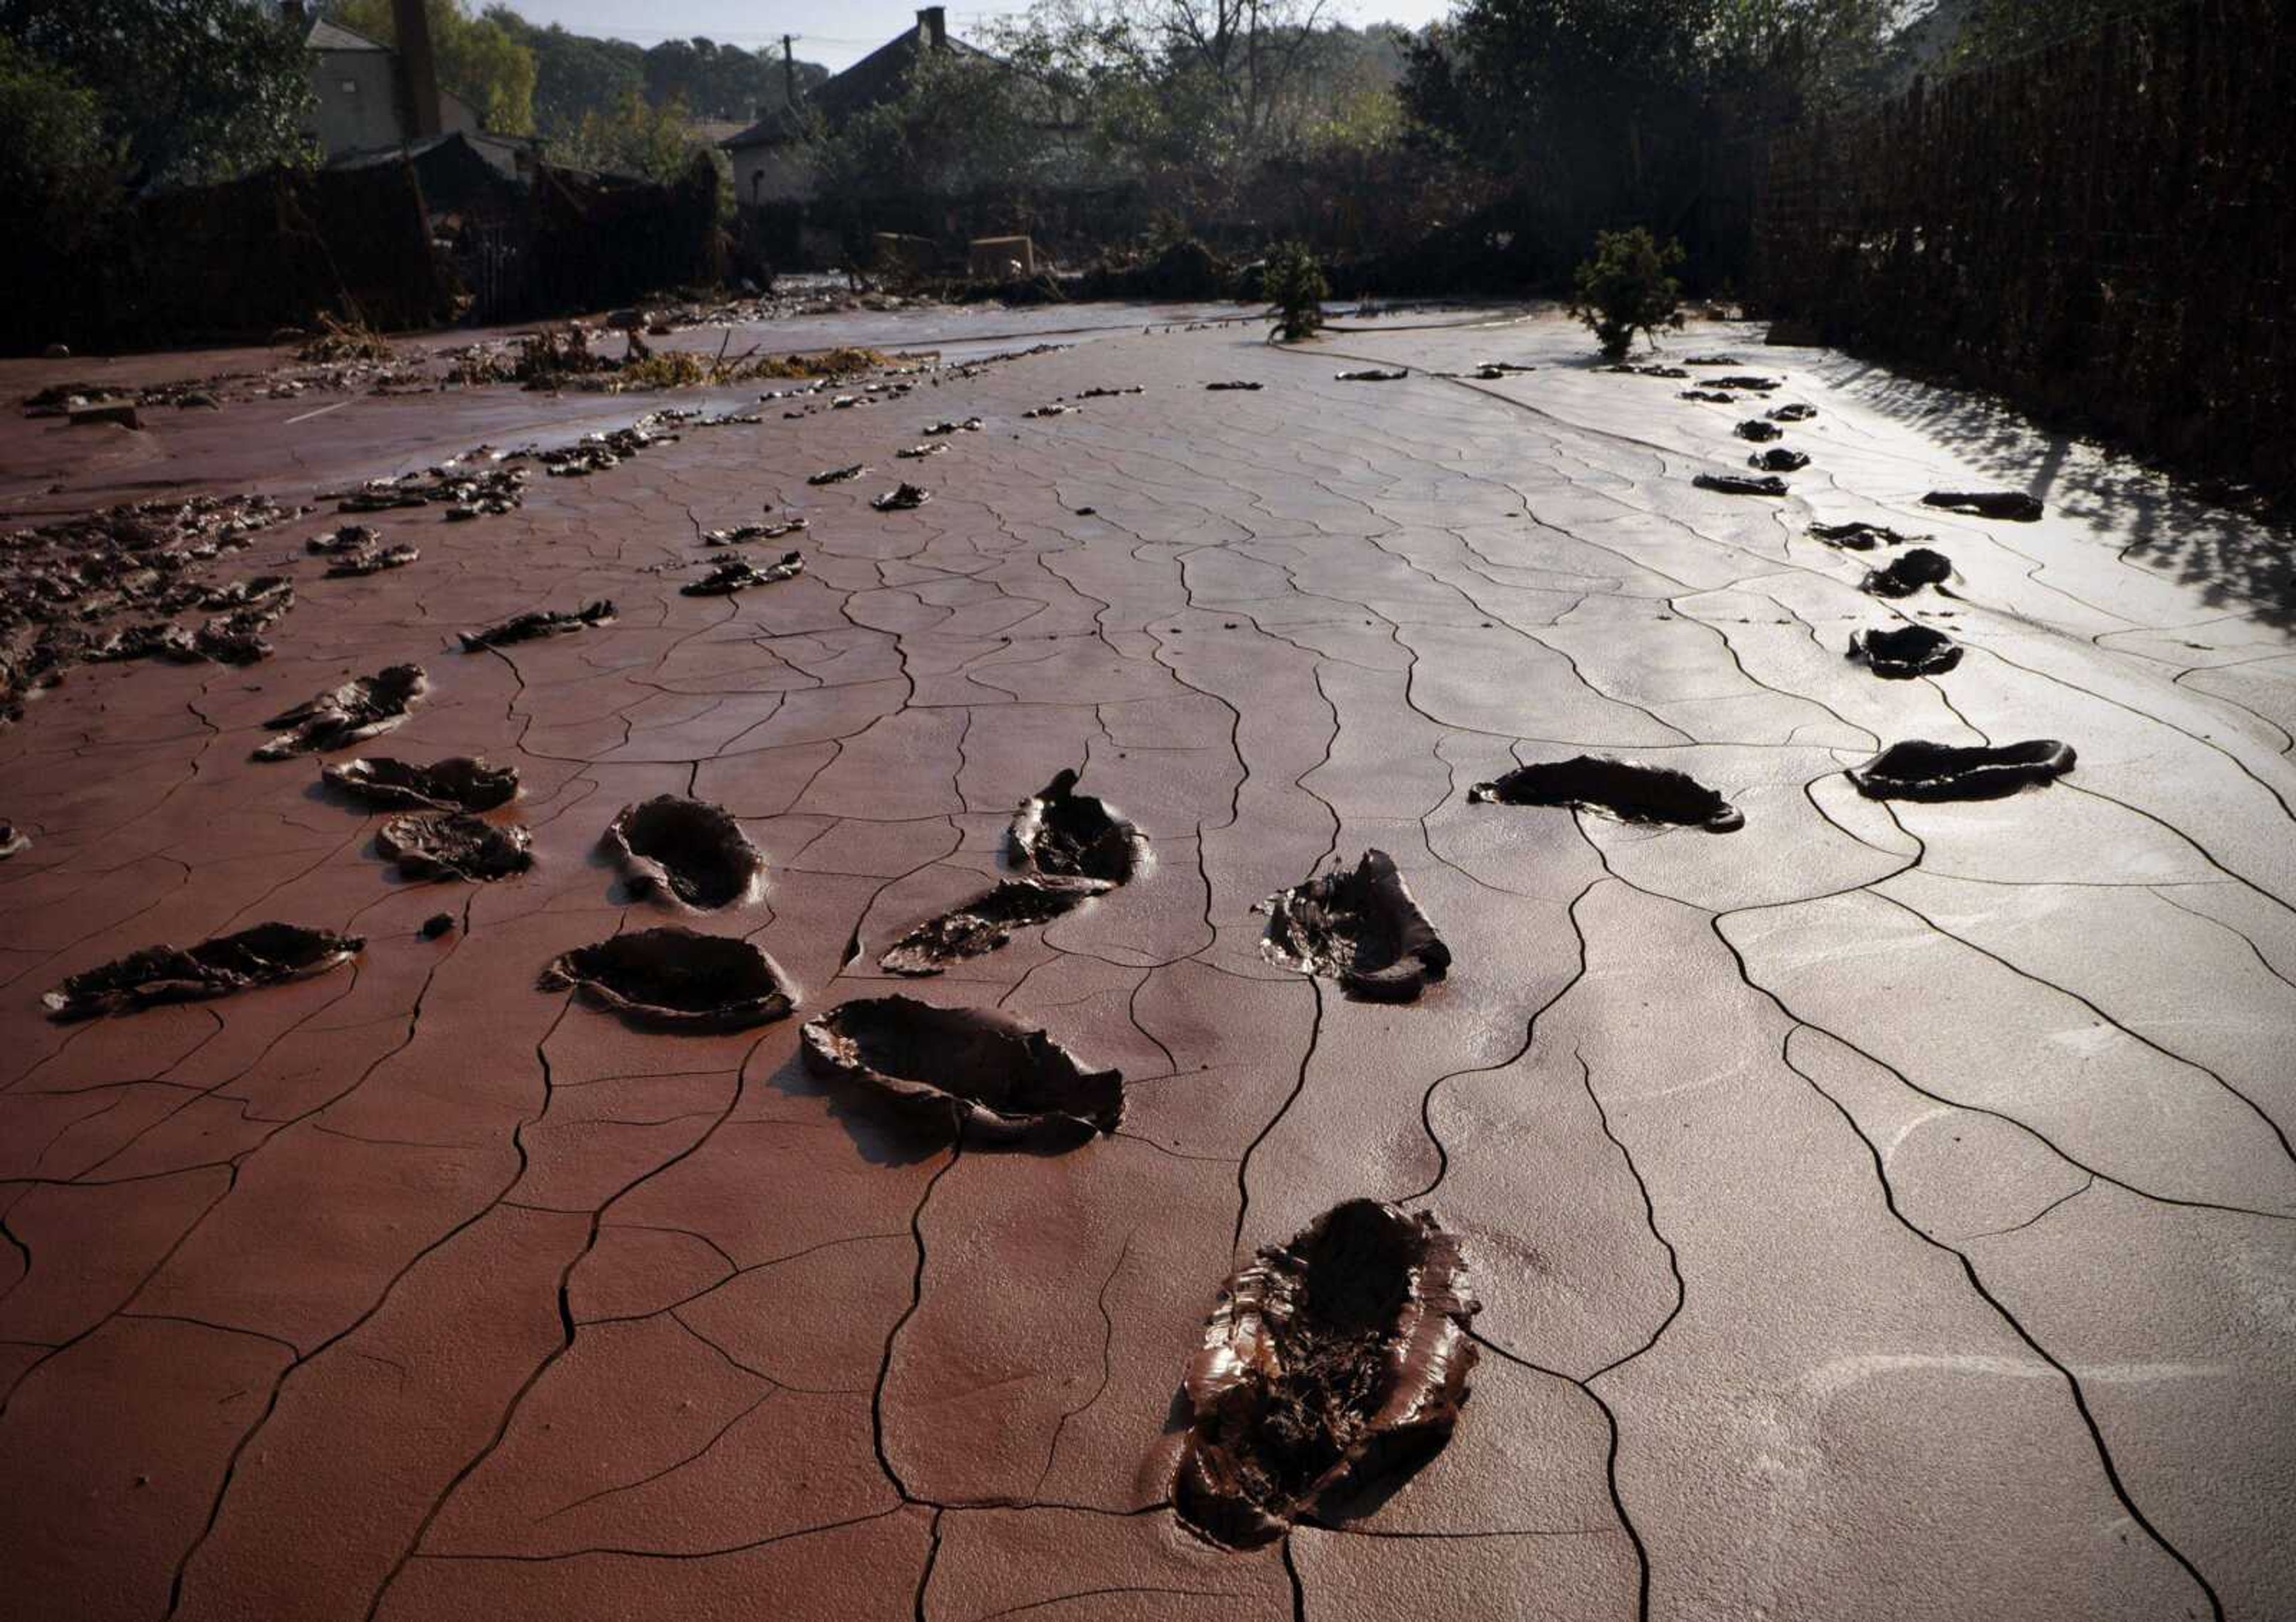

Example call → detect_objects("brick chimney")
392 0 444 138
918 7 946 48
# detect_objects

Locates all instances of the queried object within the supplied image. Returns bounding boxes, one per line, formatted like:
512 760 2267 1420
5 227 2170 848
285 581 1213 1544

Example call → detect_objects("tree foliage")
329 0 537 135
0 0 315 189
1569 225 1684 357
552 88 699 182
0 38 121 249
1262 239 1329 340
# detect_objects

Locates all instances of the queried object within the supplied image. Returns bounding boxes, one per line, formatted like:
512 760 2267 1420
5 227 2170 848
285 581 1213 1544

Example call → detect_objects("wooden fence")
1753 0 2293 495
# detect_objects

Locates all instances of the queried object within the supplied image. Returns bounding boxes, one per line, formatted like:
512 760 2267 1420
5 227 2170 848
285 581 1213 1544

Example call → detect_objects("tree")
1569 226 1684 357
554 87 696 182
0 38 122 250
329 0 538 135
0 0 314 188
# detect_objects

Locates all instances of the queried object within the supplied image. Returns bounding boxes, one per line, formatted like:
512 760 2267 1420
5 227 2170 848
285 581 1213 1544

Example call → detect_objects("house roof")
306 18 389 53
719 19 990 150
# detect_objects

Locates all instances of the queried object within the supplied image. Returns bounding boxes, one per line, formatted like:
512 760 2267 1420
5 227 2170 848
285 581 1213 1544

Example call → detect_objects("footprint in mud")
1848 623 1963 678
1470 754 1744 832
1077 386 1145 398
1257 850 1450 1002
808 464 866 485
323 540 420 577
1022 404 1077 419
0 823 27 859
603 795 765 909
878 876 1110 975
681 552 802 596
376 812 533 881
1810 520 1925 551
44 923 363 1020
1205 380 1263 392
871 483 931 511
1849 739 2075 801
894 443 947 460
1171 1199 1479 1550
1735 419 1784 441
322 755 519 812
539 926 797 1030
1694 472 1789 497
458 600 615 650
252 664 425 760
1335 368 1407 382
1712 374 1782 391
1748 447 1810 472
1605 363 1690 379
923 417 982 435
1010 769 1146 883
800 995 1123 1145
1860 547 1955 598
1767 403 1818 422
1923 490 2044 522
1680 389 1736 403
704 517 807 544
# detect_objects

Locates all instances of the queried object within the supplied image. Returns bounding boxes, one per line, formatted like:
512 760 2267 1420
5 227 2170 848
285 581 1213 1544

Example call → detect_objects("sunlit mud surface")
1 306 2292 1621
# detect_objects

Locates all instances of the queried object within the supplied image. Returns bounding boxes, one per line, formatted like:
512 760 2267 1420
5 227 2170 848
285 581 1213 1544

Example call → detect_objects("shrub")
1263 241 1329 343
1570 228 1686 360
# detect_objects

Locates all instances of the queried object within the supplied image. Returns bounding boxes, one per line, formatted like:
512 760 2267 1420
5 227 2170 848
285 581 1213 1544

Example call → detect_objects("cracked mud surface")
2 306 2293 1621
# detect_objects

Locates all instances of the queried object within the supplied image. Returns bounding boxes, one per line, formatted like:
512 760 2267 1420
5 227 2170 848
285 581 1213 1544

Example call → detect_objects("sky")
497 1 1455 71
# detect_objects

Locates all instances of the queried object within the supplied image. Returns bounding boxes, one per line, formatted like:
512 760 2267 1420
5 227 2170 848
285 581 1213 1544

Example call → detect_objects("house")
292 4 531 181
719 7 983 211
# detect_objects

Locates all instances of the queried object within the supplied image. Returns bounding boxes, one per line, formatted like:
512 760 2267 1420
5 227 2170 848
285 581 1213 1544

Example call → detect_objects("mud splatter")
458 600 616 650
1848 623 1963 679
251 664 425 760
1173 1199 1479 1550
376 812 534 882
878 876 1109 975
1849 739 2077 801
800 995 1123 1144
1257 850 1450 1003
322 755 518 812
539 927 797 1030
43 923 362 1020
1470 754 1744 832
1860 548 1955 598
1010 769 1145 883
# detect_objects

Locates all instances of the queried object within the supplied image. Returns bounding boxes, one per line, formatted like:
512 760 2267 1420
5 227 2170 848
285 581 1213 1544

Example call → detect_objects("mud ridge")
1810 521 1924 551
322 755 519 811
539 927 796 1030
1860 548 1955 598
1470 755 1744 832
681 552 802 596
1849 739 2077 800
458 600 616 650
1923 490 2044 522
1010 769 1146 883
878 876 1110 974
376 812 534 881
1257 850 1451 1002
1693 472 1788 497
801 995 1123 1145
1173 1199 1479 1550
42 922 362 1020
602 795 765 909
1847 624 1963 679
251 664 425 760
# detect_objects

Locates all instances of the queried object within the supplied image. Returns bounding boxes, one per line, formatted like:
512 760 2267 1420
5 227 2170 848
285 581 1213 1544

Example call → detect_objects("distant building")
719 7 983 211
291 4 532 180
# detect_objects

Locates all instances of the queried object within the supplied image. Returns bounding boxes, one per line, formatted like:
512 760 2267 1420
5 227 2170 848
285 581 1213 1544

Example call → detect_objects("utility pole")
781 35 798 111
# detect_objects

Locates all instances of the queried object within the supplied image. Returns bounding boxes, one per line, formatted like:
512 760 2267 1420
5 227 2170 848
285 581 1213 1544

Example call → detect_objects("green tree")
1569 225 1684 358
555 87 697 181
329 0 538 135
0 0 313 188
0 38 122 250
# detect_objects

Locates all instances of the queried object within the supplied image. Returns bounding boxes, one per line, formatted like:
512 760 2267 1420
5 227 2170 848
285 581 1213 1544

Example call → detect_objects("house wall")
308 48 478 157
728 140 817 206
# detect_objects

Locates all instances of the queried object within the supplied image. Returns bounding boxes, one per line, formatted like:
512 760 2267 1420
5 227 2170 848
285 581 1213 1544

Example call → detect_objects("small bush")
1263 241 1329 343
1570 228 1686 361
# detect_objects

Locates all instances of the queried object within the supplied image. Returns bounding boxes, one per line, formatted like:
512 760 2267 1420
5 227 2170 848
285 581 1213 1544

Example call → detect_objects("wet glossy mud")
878 876 1109 975
1009 769 1145 883
1923 489 2045 521
1849 739 2077 800
1470 754 1745 831
1861 547 1955 597
1257 850 1451 1002
1848 623 1964 678
251 664 426 760
539 926 796 1030
457 600 615 650
602 795 765 910
375 812 533 882
799 994 1123 1145
1173 1199 1479 1549
42 922 362 1020
322 754 520 811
